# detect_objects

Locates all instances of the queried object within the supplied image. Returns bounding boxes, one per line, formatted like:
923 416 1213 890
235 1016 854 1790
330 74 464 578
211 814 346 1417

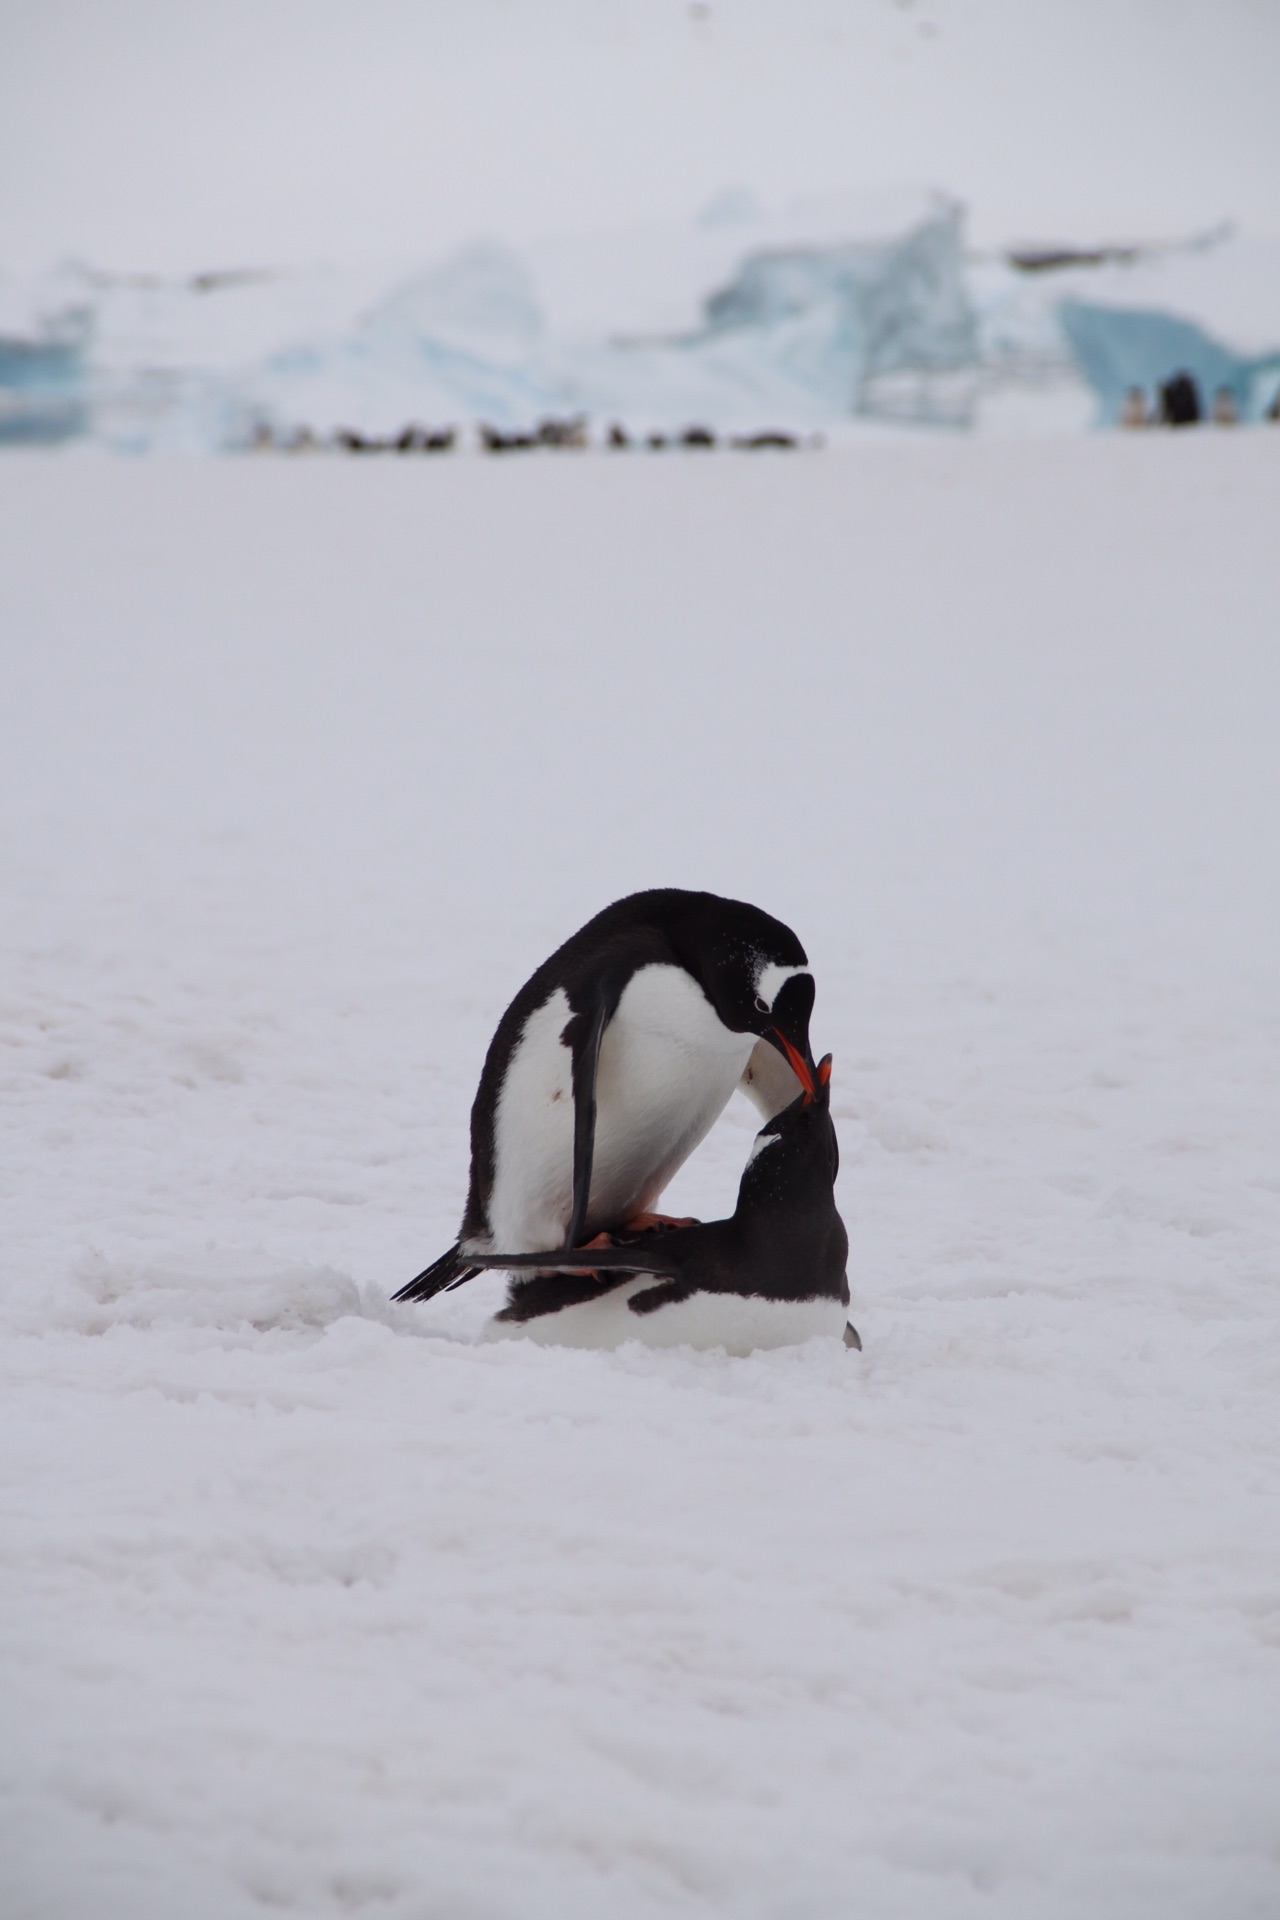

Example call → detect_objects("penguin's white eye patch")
745 1130 781 1166
753 961 807 1013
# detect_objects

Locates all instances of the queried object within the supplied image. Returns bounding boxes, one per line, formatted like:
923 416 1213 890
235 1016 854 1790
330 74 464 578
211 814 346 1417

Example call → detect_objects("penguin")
393 889 817 1305
464 1052 858 1354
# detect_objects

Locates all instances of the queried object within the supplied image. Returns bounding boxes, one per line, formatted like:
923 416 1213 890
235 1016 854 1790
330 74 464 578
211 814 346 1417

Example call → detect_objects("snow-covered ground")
2 438 1279 1917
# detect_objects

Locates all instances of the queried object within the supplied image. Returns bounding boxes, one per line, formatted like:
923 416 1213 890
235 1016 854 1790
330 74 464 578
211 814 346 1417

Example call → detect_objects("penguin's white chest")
487 1284 849 1355
481 963 753 1253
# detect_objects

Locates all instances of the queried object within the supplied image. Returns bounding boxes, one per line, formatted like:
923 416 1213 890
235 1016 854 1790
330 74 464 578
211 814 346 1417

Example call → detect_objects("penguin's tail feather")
468 1246 679 1278
392 1244 480 1304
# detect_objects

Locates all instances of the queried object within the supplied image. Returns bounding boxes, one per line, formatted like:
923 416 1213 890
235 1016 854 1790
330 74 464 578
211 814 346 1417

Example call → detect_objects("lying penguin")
394 889 816 1305
465 1053 859 1354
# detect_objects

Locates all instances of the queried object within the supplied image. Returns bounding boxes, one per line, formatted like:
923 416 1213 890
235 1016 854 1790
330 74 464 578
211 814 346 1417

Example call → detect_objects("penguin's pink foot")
623 1210 698 1233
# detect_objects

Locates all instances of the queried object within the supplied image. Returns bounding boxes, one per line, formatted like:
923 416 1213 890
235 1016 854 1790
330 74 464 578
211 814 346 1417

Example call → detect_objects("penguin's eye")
753 995 769 1014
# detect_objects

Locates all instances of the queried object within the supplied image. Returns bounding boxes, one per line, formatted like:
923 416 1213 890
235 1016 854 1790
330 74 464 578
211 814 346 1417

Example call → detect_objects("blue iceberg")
1059 299 1280 424
0 327 90 444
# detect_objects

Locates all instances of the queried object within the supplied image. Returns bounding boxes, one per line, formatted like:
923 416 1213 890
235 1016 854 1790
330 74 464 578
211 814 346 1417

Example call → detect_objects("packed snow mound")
41 1254 364 1339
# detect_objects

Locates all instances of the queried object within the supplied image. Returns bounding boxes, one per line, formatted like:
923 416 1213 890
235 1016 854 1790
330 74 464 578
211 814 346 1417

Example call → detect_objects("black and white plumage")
466 1053 858 1353
393 889 817 1306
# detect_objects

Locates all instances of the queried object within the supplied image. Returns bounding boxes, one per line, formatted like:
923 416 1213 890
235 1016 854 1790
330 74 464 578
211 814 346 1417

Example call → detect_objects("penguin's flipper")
562 984 621 1253
495 1272 629 1323
391 1243 480 1303
628 1279 696 1316
467 1246 678 1277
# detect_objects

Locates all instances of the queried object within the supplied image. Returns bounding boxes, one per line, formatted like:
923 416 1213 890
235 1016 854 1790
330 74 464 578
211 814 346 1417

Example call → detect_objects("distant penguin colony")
393 888 858 1353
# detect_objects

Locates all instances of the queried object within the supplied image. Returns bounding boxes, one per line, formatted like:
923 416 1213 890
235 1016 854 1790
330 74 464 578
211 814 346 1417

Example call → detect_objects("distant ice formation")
1059 302 1280 425
700 203 977 421
1 206 1275 450
0 301 91 445
1032 225 1280 425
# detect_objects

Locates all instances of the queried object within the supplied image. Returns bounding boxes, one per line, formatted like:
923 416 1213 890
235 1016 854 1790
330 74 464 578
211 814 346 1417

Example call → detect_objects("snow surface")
3 440 1280 1917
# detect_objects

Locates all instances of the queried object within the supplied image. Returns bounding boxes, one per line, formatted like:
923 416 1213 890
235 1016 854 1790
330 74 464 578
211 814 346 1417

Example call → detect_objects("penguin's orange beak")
761 970 817 1094
770 1040 833 1107
773 1031 816 1101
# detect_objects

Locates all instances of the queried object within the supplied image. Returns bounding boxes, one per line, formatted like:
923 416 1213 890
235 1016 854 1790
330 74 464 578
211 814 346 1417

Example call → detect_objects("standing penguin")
394 889 816 1304
465 1053 856 1353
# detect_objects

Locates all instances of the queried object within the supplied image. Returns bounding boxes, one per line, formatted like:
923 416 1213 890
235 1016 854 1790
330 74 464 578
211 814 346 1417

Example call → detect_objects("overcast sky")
2 0 1277 272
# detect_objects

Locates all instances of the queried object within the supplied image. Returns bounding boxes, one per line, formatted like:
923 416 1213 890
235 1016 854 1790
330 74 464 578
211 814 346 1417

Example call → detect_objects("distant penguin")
1158 371 1202 427
467 1052 858 1353
393 889 817 1305
1119 386 1149 428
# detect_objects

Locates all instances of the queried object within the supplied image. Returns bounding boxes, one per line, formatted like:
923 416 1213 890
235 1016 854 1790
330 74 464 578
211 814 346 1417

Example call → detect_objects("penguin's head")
739 1053 839 1209
753 966 817 1085
672 895 817 1080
